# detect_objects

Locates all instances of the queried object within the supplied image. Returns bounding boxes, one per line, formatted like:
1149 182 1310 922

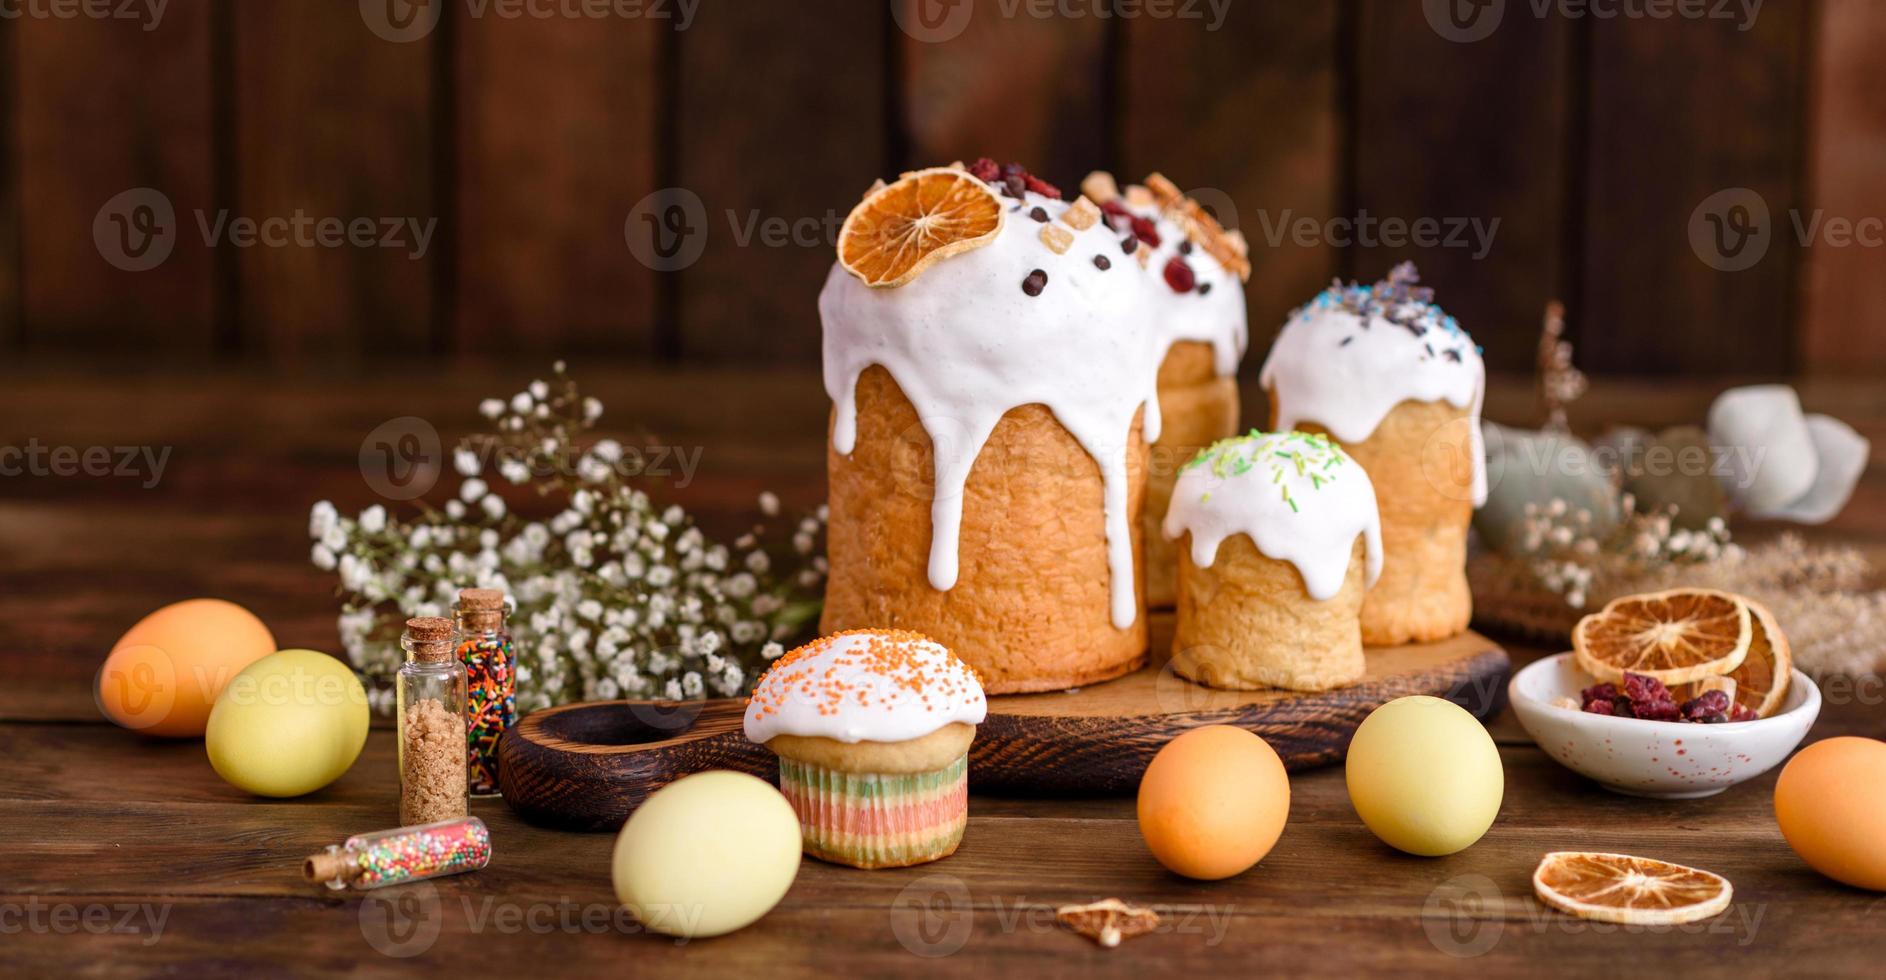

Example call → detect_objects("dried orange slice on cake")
1572 588 1751 685
838 167 1004 288
1672 596 1791 718
1533 852 1732 926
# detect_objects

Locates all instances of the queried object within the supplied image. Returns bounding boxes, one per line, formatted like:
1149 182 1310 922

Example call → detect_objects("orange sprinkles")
745 629 985 725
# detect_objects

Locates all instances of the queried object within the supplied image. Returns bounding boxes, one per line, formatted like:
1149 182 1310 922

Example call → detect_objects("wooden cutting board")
498 623 1509 830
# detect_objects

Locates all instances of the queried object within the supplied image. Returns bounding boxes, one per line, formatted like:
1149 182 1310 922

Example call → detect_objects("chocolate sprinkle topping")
1029 206 1049 223
1093 254 1111 271
1120 235 1138 254
1022 269 1048 296
1198 282 1213 296
1178 240 1193 256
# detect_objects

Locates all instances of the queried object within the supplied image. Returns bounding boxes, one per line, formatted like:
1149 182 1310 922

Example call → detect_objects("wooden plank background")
0 0 1878 374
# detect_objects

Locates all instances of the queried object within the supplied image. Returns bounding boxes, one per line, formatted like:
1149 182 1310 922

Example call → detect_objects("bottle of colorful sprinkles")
454 588 517 797
303 817 492 891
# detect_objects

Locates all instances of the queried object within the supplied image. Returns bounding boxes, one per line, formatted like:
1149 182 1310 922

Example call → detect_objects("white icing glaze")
1258 275 1487 505
1123 200 1249 377
742 630 988 745
1163 432 1383 600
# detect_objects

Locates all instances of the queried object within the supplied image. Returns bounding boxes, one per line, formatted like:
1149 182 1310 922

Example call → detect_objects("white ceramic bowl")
1508 653 1820 799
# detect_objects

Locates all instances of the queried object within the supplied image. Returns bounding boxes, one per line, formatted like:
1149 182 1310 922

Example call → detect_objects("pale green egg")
205 649 370 797
1345 696 1503 856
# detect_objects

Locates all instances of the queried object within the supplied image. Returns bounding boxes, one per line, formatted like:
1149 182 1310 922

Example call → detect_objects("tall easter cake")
1164 431 1384 691
1259 264 1486 645
819 160 1250 693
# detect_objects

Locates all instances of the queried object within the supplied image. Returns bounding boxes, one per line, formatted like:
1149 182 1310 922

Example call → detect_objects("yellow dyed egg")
205 649 370 797
1346 696 1503 856
613 771 801 938
1775 737 1886 891
96 598 278 737
1137 725 1290 880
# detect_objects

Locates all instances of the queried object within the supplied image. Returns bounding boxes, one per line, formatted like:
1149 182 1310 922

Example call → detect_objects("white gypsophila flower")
321 524 348 554
664 679 683 700
358 505 387 534
591 440 622 463
746 550 771 574
445 500 467 520
511 392 533 413
761 641 785 660
310 500 338 540
681 672 704 698
409 526 432 549
479 398 506 419
311 544 338 571
572 489 594 515
500 458 530 485
584 397 603 422
530 380 549 400
758 492 780 517
459 478 488 503
534 404 550 419
481 494 507 520
577 599 603 621
550 510 582 535
454 447 481 477
646 565 675 588
577 456 611 484
594 677 620 700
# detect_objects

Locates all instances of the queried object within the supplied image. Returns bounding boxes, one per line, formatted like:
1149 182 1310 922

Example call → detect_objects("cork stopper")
303 848 358 886
404 616 457 663
456 588 508 631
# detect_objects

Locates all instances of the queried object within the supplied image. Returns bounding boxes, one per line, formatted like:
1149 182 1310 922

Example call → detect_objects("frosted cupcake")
743 629 987 869
1163 431 1383 691
1260 264 1485 646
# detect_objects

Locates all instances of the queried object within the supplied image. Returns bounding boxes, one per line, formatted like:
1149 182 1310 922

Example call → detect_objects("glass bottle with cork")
396 616 468 825
303 816 492 891
454 588 516 797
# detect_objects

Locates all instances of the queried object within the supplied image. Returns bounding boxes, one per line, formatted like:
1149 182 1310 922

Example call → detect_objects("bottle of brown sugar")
396 617 468 825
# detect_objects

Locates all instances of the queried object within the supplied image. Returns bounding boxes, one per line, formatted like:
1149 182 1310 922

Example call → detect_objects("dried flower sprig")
310 362 826 714
1509 494 1732 609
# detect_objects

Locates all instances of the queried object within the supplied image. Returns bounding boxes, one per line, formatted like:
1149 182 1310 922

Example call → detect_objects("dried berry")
1022 269 1047 296
1120 234 1138 254
1003 175 1027 199
1023 174 1063 200
1129 215 1161 248
1029 206 1049 223
1581 682 1619 703
1099 199 1130 218
1093 254 1111 271
1634 699 1682 722
1163 256 1196 293
967 157 1002 183
1609 697 1636 718
1623 673 1670 704
1583 698 1615 716
1730 703 1758 722
1001 162 1026 178
1680 689 1731 721
1178 240 1193 255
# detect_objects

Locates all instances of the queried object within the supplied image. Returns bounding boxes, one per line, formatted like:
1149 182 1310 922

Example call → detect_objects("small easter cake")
1260 263 1485 646
1163 431 1384 692
743 629 987 869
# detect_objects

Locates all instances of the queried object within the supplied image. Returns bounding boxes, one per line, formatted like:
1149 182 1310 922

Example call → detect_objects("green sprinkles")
1184 430 1349 512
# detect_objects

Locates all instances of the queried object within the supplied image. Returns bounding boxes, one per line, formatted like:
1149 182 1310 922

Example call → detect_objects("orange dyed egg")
1137 725 1290 880
1775 736 1886 891
95 599 277 738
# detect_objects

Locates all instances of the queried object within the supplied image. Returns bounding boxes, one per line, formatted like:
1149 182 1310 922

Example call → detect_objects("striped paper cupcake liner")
776 754 969 869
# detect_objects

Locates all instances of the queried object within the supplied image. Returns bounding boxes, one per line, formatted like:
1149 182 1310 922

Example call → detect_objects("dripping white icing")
1258 279 1488 506
821 177 1249 630
1162 432 1383 600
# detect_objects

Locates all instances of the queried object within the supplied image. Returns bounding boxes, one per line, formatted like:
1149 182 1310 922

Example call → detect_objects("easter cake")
1163 431 1384 691
743 628 987 869
819 160 1250 693
1260 263 1486 646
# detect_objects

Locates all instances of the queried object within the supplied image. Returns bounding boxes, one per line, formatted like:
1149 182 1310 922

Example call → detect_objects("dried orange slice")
1533 852 1732 925
838 167 1004 288
1672 597 1791 718
1572 588 1750 685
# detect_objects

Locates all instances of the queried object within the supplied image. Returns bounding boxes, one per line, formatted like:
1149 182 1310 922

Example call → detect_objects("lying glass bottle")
303 816 492 891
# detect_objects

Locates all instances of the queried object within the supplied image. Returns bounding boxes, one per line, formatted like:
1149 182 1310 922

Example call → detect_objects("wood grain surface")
3 368 1883 977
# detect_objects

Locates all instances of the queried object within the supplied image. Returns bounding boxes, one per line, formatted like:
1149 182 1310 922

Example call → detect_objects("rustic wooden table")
4 367 1882 977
